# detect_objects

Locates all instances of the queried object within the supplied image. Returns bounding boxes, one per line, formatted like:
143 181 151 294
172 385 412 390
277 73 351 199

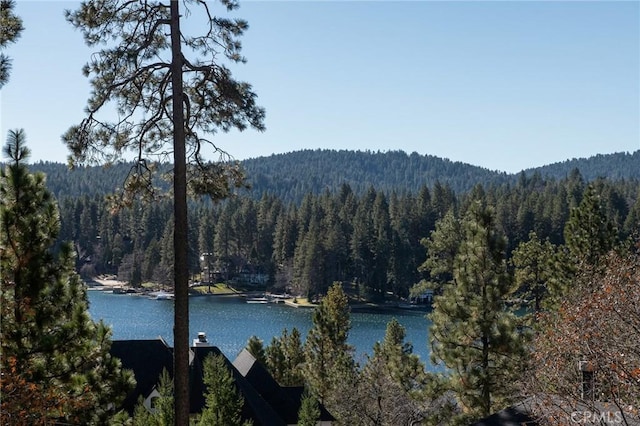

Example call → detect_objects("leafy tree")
526 248 640 424
198 353 251 426
303 282 358 423
429 201 527 423
0 130 134 424
0 0 23 88
64 1 265 422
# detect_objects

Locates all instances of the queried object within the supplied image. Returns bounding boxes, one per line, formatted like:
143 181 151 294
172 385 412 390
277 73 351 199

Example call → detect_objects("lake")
87 290 434 366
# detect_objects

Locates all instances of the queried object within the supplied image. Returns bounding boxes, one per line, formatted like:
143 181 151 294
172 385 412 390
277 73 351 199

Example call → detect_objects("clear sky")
1 1 638 173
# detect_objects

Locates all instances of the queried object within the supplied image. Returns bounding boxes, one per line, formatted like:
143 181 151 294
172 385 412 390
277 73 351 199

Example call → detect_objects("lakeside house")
470 362 638 426
109 335 334 425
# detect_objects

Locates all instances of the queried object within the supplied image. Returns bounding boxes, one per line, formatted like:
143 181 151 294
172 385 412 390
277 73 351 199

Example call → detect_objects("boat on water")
154 291 175 300
246 296 269 304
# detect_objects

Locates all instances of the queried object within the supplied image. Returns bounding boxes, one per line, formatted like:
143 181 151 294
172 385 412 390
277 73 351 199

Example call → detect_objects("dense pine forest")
30 149 640 202
30 149 640 301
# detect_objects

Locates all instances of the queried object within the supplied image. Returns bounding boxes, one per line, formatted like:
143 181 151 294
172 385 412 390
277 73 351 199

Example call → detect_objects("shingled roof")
110 338 334 424
233 348 335 424
192 346 286 426
110 338 174 414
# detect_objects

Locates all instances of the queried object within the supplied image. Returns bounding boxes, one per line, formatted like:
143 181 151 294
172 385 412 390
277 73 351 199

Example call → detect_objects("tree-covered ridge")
524 150 640 181
24 148 640 202
241 149 510 202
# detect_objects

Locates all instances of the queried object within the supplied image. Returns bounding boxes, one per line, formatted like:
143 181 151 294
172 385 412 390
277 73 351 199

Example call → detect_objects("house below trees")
109 336 334 425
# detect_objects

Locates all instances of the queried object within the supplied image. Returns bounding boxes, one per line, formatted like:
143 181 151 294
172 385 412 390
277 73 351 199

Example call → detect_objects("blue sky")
1 1 638 173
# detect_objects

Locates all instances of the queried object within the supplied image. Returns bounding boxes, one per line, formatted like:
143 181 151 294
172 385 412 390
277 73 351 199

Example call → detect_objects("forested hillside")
22 149 640 301
241 149 510 202
524 150 640 181
29 149 640 202
53 171 639 301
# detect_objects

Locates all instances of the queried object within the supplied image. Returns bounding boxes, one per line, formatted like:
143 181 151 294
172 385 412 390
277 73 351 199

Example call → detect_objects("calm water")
87 291 433 365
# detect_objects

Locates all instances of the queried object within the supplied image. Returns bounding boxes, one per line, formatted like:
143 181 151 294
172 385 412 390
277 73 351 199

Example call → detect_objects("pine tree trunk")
482 334 491 417
170 1 190 424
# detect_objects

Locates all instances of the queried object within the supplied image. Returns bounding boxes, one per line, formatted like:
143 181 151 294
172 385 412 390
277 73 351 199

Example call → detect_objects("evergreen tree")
198 208 216 279
357 318 432 425
321 205 349 285
511 231 560 314
431 181 456 220
297 388 321 426
245 335 267 366
388 192 419 297
65 1 265 422
198 353 250 426
265 328 305 387
303 282 358 422
375 318 428 397
0 0 23 88
255 193 280 274
0 130 134 424
419 209 461 290
130 369 174 426
370 191 391 300
623 190 640 236
214 203 234 281
564 183 618 267
293 218 325 299
351 189 376 298
272 205 298 265
429 201 527 423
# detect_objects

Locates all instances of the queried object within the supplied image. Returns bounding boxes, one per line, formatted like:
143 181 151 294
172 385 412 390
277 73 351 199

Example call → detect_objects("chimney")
578 360 595 401
193 331 211 347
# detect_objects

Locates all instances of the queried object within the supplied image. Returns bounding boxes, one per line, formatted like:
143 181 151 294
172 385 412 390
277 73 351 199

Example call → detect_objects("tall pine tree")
303 282 358 423
357 318 432 425
564 183 618 267
429 200 527 423
0 130 134 424
64 1 265 422
266 328 305 387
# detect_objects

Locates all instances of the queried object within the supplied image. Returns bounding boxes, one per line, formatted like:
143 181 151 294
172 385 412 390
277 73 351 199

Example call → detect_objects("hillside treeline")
30 148 640 204
57 169 640 300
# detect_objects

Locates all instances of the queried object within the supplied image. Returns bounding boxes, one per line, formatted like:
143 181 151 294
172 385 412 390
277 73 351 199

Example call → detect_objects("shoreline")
85 278 431 313
85 276 130 290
